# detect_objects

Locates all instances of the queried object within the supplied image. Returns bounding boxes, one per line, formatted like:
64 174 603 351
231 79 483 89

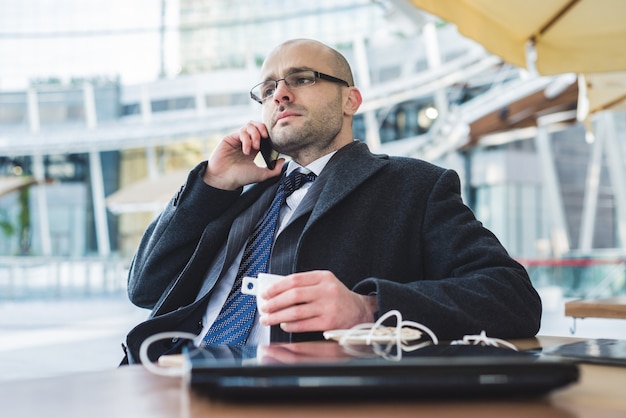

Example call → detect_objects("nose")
272 79 293 103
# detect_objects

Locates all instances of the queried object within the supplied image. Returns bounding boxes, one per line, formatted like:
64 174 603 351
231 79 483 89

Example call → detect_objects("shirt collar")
285 151 336 177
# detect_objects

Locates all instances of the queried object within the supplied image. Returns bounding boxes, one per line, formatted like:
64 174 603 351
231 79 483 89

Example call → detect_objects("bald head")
262 39 355 86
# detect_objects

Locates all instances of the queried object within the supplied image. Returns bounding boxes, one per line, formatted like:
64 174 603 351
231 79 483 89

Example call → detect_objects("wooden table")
2 336 625 418
565 296 626 319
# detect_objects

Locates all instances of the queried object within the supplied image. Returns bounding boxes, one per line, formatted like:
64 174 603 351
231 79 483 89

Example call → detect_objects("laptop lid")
183 342 579 401
541 338 626 366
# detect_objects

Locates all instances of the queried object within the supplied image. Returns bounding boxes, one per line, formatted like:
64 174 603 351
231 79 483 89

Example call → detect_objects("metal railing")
0 256 130 300
521 257 626 299
3 255 624 301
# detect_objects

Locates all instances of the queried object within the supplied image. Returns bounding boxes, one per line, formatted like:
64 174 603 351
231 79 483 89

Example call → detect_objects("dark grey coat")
123 141 541 363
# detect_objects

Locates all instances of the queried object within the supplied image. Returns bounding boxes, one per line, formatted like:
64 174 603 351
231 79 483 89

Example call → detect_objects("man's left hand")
258 270 378 333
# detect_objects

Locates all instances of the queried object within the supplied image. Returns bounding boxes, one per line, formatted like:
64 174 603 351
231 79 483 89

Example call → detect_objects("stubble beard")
269 102 343 163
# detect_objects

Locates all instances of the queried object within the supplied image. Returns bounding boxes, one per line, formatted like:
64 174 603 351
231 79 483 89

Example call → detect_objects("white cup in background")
241 273 286 311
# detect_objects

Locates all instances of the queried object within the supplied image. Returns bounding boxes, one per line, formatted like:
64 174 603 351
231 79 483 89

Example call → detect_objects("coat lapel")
153 175 280 316
280 141 389 235
308 141 388 224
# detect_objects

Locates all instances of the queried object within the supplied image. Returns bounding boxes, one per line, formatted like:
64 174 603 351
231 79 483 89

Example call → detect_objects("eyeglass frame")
249 70 351 104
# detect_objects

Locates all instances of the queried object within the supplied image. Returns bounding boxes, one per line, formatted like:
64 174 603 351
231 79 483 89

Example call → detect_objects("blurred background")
1 0 625 381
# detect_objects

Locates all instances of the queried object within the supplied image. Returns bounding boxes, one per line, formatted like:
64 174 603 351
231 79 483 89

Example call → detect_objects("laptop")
541 338 626 366
182 342 579 401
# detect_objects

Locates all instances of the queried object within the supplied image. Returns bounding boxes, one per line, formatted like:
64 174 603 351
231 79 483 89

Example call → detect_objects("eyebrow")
263 66 315 81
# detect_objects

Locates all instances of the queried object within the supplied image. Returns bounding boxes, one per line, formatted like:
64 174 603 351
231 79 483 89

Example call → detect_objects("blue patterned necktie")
201 170 316 346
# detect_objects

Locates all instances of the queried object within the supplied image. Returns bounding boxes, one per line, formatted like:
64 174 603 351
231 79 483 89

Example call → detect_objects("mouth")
275 111 300 122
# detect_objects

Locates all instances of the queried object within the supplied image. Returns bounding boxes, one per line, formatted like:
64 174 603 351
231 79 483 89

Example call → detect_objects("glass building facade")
0 0 624 268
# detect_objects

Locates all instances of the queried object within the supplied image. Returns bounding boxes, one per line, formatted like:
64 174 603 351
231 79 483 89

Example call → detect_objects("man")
123 39 541 364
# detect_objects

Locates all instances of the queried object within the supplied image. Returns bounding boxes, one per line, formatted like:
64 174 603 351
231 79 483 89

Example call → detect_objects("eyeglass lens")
253 71 317 102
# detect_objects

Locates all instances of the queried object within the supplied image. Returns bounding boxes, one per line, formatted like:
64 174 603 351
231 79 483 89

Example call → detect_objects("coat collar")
309 141 389 218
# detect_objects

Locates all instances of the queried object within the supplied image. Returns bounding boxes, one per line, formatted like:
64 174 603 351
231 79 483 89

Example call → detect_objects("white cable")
328 310 519 358
450 330 518 351
330 310 439 360
138 331 199 377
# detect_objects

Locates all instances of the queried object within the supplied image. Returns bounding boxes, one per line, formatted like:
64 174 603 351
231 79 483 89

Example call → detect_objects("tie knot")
282 170 316 198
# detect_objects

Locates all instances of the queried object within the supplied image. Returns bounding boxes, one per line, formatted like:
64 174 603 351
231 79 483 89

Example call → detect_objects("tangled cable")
450 330 518 351
323 310 439 361
323 310 518 360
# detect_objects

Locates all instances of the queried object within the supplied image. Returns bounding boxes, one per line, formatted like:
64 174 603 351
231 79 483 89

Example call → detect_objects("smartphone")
259 136 280 169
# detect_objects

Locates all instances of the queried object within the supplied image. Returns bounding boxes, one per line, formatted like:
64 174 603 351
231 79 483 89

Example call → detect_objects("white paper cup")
241 273 286 310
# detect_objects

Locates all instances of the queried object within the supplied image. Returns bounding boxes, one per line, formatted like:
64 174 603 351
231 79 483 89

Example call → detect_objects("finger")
239 121 265 155
279 314 329 334
263 271 322 299
260 300 321 329
238 126 253 155
261 282 318 316
255 158 286 182
248 121 270 151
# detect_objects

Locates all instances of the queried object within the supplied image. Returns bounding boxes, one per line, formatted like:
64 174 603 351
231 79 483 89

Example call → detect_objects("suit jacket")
123 141 541 363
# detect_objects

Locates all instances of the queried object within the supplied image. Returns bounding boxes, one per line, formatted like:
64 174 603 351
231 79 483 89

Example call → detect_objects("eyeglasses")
250 70 350 104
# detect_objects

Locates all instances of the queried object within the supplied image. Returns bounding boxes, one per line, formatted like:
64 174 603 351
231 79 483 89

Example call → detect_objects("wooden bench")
565 296 626 320
565 296 626 333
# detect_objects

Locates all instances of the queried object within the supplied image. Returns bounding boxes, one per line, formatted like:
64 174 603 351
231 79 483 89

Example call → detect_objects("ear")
343 87 362 116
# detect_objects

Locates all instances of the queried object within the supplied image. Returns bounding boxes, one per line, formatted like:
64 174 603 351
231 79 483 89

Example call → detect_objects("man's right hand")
203 121 285 190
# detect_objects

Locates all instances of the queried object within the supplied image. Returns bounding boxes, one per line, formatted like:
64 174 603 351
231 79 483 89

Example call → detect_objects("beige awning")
585 72 626 114
0 176 36 198
410 0 626 75
410 0 626 113
105 170 189 214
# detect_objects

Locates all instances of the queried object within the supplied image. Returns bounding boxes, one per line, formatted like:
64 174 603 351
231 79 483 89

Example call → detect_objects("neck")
290 137 353 167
